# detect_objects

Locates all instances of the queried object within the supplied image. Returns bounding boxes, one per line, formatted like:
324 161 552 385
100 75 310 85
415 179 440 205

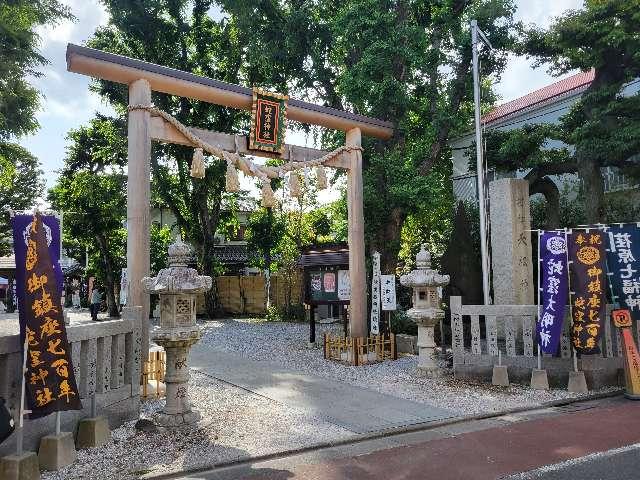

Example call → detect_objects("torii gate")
66 44 393 358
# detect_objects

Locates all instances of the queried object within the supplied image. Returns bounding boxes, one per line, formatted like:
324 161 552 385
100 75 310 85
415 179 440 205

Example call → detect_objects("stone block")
0 452 41 480
567 370 588 393
76 417 110 449
396 334 418 354
38 432 77 471
492 365 509 387
489 179 534 332
530 369 549 390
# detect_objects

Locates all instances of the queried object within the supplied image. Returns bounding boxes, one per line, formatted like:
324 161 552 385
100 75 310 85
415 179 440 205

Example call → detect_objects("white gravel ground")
41 370 352 480
198 319 616 415
37 317 615 479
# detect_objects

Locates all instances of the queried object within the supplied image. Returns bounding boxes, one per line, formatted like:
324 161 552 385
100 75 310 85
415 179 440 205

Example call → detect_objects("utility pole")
471 19 493 305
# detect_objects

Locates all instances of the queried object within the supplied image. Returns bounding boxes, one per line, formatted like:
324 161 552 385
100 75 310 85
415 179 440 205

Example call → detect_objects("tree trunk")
577 155 606 224
528 175 561 228
96 234 120 318
373 207 406 274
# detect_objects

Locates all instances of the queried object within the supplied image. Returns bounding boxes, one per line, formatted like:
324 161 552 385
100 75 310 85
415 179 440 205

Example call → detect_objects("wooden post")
127 78 151 365
346 128 367 339
309 305 316 344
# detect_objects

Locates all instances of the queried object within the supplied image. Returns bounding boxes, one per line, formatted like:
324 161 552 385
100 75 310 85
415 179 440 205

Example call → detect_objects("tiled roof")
213 245 248 264
483 70 595 125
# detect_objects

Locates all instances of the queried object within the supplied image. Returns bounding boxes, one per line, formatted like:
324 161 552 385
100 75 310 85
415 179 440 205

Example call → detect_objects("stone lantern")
400 245 450 373
142 239 212 427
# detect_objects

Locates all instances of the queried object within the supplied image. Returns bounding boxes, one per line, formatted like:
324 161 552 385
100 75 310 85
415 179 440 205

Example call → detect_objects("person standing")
90 285 102 321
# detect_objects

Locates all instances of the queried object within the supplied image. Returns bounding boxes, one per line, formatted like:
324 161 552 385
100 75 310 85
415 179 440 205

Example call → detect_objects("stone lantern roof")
142 240 212 294
400 244 450 289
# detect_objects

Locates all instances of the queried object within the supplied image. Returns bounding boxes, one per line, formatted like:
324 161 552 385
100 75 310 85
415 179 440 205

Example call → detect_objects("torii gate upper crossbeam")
66 44 393 139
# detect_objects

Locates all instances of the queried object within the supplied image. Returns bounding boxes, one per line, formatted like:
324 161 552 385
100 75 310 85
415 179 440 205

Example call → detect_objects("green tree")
0 0 70 252
0 0 72 138
222 0 517 271
88 0 256 317
49 172 127 317
150 223 173 275
486 0 640 223
0 143 44 254
49 115 129 317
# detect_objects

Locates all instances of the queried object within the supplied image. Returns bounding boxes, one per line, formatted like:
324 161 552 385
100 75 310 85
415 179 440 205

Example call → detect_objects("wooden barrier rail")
324 333 396 366
141 349 166 399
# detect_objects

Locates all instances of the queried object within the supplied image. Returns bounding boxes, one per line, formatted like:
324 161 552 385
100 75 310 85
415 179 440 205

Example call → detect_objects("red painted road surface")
240 402 640 480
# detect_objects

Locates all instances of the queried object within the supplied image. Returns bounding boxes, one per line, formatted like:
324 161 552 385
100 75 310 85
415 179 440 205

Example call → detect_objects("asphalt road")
504 443 640 480
169 396 640 480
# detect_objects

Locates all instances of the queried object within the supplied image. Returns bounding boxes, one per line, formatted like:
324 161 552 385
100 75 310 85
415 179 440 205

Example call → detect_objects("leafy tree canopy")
485 0 640 223
0 142 44 255
0 0 73 139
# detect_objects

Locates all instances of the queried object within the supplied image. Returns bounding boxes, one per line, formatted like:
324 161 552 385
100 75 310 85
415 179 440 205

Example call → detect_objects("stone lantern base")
155 410 201 427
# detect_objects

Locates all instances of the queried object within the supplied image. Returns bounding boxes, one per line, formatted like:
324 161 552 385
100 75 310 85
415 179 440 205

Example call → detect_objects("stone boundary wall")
0 307 141 455
450 296 635 389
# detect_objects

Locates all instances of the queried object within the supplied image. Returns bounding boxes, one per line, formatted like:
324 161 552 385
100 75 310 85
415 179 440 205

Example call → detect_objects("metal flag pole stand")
0 340 41 480
16 337 28 457
565 228 588 393
531 230 549 390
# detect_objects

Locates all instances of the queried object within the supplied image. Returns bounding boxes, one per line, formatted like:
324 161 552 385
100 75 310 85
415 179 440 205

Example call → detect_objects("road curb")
143 388 624 479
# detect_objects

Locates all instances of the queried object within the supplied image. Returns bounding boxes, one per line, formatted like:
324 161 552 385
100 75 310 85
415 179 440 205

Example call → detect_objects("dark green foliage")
221 0 517 272
0 143 44 255
0 0 73 139
485 0 640 223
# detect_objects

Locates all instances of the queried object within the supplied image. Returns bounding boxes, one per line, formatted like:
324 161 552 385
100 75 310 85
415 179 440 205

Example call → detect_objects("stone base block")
76 417 110 449
0 452 41 480
155 410 201 428
530 369 549 390
38 432 76 471
568 371 588 393
416 365 442 377
492 365 509 387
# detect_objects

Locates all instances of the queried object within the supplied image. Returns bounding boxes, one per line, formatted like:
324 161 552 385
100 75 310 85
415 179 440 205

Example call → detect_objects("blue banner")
11 214 63 340
538 231 569 354
606 225 640 320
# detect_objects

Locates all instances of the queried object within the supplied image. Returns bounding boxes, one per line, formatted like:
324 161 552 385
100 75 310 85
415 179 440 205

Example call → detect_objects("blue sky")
18 0 583 195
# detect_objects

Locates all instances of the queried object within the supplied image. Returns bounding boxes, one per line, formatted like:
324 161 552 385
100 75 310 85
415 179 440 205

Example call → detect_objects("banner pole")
537 230 542 371
16 336 28 456
565 228 579 373
55 411 61 436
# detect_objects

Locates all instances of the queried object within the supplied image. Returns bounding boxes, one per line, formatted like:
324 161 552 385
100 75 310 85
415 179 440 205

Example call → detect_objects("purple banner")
538 231 569 354
606 225 640 320
569 230 607 354
11 214 63 340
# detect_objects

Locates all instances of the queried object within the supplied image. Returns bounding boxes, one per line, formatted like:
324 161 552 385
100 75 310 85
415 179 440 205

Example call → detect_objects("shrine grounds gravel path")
196 319 615 415
36 318 616 479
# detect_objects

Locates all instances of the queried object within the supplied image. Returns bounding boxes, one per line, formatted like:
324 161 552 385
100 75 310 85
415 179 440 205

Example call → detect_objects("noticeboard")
306 268 350 305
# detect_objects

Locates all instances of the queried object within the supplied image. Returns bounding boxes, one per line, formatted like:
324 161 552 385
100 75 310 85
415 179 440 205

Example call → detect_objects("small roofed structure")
299 243 350 343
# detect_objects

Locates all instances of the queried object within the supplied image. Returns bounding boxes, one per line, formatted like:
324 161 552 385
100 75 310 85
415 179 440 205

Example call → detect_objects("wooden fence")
214 274 302 315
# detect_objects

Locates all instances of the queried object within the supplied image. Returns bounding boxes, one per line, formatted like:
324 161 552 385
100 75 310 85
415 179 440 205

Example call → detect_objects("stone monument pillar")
400 245 450 373
142 240 212 427
489 178 534 305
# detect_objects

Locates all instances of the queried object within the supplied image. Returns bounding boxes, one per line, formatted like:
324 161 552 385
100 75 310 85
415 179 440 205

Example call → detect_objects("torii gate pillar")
127 78 151 359
346 128 367 338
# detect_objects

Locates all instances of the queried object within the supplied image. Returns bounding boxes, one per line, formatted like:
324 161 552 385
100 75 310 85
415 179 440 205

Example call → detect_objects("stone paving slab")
189 345 456 434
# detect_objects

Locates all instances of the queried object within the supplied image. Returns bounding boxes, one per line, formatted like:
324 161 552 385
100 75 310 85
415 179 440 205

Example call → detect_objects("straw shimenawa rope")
128 103 362 182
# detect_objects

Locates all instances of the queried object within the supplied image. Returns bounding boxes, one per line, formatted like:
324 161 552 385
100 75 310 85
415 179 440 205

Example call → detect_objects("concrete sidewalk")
170 396 638 480
189 344 456 434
